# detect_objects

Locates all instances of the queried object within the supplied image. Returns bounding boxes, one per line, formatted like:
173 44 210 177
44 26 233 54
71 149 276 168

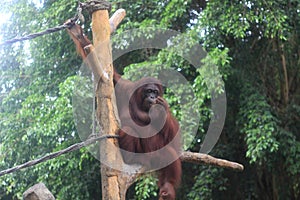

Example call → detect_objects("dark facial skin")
142 84 160 111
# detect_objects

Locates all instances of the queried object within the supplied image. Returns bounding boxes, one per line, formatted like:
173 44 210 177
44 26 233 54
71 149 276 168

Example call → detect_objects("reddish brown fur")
66 23 91 59
114 73 182 200
67 25 181 199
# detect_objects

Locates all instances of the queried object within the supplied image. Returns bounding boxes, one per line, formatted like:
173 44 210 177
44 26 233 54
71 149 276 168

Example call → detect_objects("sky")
0 0 43 42
0 13 12 42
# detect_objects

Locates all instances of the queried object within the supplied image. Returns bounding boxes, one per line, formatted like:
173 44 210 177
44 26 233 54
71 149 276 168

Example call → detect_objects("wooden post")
66 4 244 199
91 8 122 200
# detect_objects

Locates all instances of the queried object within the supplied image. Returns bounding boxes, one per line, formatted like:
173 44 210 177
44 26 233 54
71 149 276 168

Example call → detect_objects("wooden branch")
66 8 125 48
119 164 146 197
66 6 245 199
91 7 124 200
84 44 109 82
109 9 126 34
66 8 126 79
0 135 118 177
120 151 244 195
180 152 244 171
281 51 289 105
123 152 244 188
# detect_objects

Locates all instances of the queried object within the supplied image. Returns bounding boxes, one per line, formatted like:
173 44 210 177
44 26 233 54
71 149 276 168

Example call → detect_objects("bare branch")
180 151 244 171
0 135 118 177
109 9 126 34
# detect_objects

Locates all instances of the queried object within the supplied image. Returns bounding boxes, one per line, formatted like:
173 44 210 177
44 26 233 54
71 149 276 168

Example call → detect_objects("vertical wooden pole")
91 8 122 200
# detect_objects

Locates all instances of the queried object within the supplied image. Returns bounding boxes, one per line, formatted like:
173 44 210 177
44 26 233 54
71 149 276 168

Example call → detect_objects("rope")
0 19 77 47
0 0 85 47
0 1 112 46
0 134 118 177
0 0 116 176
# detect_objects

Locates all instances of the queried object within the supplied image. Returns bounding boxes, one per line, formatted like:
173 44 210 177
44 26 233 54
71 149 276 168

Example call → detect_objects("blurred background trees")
0 0 299 199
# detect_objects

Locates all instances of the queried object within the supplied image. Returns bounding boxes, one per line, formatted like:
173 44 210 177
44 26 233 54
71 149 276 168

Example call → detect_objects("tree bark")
67 6 244 200
180 152 244 171
91 8 123 200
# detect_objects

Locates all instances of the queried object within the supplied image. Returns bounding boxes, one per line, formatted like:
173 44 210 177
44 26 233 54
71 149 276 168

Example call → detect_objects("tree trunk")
91 9 123 200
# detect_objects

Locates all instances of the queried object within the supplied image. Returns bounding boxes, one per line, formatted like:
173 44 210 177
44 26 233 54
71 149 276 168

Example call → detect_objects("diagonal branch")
0 134 118 177
180 151 244 171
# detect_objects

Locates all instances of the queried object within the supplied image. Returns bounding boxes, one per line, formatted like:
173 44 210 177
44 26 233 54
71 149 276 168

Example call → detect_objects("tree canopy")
0 0 299 199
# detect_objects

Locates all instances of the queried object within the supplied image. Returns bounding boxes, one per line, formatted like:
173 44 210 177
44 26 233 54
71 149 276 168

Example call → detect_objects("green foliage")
238 82 279 164
200 0 291 40
0 0 101 199
187 167 227 200
134 175 158 200
1 0 300 199
160 0 192 28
